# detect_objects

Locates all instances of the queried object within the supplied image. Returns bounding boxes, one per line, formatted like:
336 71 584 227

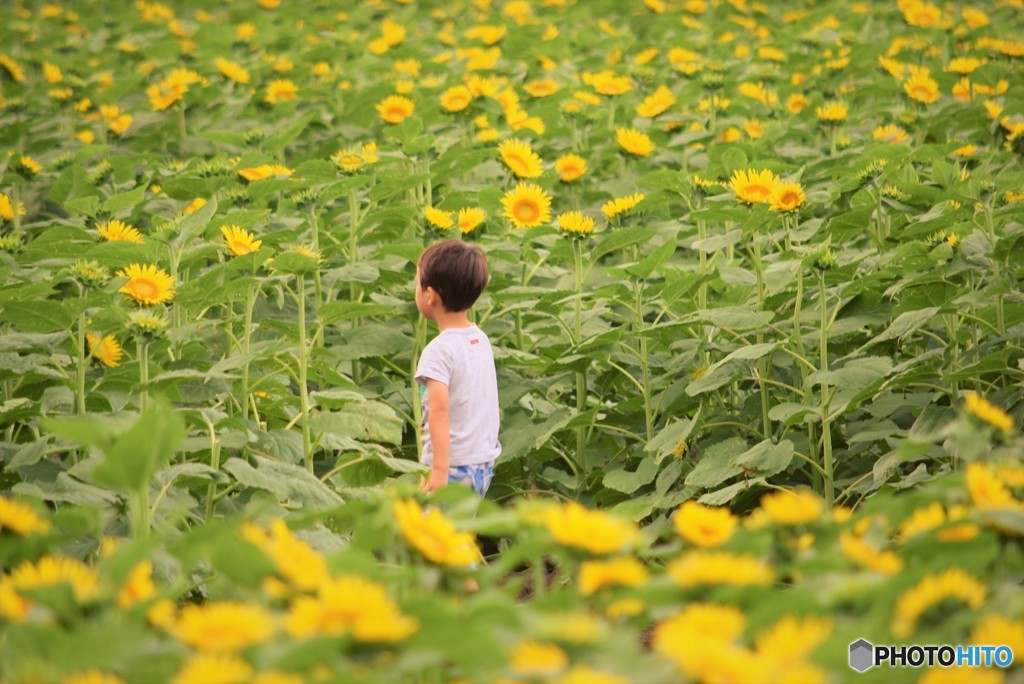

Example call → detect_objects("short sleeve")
414 339 453 387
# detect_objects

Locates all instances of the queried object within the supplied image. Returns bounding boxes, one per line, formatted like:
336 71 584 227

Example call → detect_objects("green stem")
709 98 717 137
297 275 313 473
307 207 323 328
412 316 427 464
978 202 1003 335
132 486 149 539
241 282 257 421
137 338 149 412
818 271 833 510
11 184 21 233
76 309 87 416
204 416 221 522
634 279 653 443
751 234 771 440
697 217 710 366
348 189 362 384
573 239 587 469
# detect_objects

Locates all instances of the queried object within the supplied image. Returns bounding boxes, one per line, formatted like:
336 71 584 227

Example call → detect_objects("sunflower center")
506 154 529 174
514 199 539 222
780 191 800 206
129 278 159 301
386 106 406 119
911 85 931 99
748 185 771 200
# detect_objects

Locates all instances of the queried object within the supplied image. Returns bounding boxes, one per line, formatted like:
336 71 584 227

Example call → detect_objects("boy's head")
415 239 488 315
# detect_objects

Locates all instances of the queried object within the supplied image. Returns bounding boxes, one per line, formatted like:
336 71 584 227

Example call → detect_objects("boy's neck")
434 309 473 332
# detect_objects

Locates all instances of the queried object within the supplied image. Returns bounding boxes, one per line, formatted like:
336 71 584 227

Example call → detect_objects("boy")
413 239 501 496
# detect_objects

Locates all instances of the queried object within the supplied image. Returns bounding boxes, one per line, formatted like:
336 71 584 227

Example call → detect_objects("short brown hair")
418 239 488 312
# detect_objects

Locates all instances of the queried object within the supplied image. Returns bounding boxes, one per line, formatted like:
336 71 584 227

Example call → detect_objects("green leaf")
263 113 315 155
593 228 656 261
310 400 404 446
64 195 100 217
646 408 701 463
603 455 659 494
733 439 794 478
3 301 74 333
102 185 148 215
222 456 343 508
860 307 940 351
333 325 409 361
637 169 689 195
691 229 743 253
698 477 767 505
684 436 747 488
92 399 186 492
318 301 397 325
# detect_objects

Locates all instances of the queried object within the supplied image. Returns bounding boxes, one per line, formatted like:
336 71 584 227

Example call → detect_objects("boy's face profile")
413 266 440 321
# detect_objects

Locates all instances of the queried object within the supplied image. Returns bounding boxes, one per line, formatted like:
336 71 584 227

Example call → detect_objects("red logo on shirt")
470 338 479 345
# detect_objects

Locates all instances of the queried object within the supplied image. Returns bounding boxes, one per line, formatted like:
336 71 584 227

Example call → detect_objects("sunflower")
220 225 262 257
0 192 26 221
616 127 655 156
457 207 485 234
97 220 144 244
769 181 805 213
392 499 479 566
556 211 595 237
264 79 298 104
86 333 124 368
0 496 51 536
501 183 552 229
284 574 419 642
238 164 293 181
171 601 275 652
498 138 544 178
376 95 415 124
674 501 737 547
636 85 675 118
543 501 638 554
873 124 909 144
439 85 473 112
555 153 587 183
117 263 175 305
15 156 42 178
814 101 847 123
786 93 810 113
601 192 645 219
424 206 454 230
903 71 940 104
215 57 250 84
0 54 26 82
523 79 560 98
331 148 364 173
508 641 568 677
578 557 649 596
891 568 985 638
171 654 253 684
963 392 1013 434
729 169 781 205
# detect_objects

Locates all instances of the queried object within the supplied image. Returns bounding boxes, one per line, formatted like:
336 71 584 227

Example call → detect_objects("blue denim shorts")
448 461 495 497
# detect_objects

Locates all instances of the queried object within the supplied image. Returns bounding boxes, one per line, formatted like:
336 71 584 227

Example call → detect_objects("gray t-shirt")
414 324 501 467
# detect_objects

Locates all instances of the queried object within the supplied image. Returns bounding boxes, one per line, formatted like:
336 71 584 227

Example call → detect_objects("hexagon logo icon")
849 638 874 672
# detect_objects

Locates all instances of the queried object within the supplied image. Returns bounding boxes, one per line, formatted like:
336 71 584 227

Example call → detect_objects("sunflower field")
1 0 1023 682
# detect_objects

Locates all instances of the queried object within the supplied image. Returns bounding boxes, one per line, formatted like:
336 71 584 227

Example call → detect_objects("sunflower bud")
71 259 110 287
0 234 24 253
245 127 265 144
89 160 114 185
815 248 838 271
127 308 169 339
53 152 75 171
222 185 251 208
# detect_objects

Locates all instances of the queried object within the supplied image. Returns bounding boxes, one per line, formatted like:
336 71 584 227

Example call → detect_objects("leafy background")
0 0 1022 682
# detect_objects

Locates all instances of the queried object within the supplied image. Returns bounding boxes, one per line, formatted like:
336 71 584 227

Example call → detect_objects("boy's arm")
422 378 450 492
